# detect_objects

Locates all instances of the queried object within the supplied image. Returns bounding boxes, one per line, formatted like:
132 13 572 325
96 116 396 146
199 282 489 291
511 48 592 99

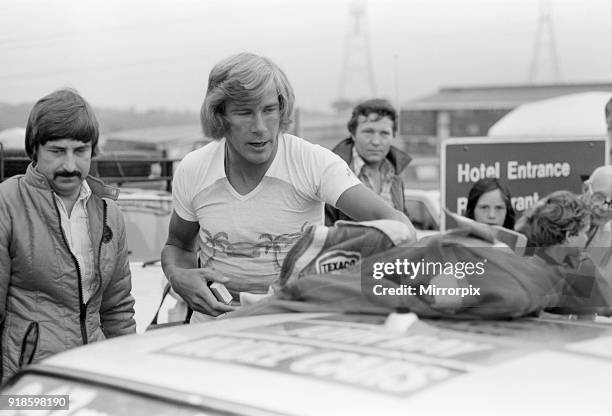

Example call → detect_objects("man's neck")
225 144 277 195
360 162 383 193
56 181 87 218
362 160 383 172
57 193 80 217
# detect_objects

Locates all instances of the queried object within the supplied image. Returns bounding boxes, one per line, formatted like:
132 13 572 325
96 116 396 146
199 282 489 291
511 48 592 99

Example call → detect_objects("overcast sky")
1 0 610 112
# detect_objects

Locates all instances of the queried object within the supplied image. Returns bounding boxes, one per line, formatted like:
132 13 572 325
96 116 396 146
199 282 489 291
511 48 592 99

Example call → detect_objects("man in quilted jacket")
0 89 136 384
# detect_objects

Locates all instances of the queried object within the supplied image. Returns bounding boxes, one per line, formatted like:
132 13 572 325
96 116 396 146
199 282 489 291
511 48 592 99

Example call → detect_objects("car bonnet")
29 312 612 416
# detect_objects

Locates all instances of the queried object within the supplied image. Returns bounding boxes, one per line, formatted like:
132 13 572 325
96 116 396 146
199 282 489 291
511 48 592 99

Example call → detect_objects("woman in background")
464 178 515 229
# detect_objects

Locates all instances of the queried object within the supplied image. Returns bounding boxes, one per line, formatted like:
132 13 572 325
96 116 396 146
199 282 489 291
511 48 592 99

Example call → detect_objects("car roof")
117 187 172 201
403 188 440 201
25 312 612 415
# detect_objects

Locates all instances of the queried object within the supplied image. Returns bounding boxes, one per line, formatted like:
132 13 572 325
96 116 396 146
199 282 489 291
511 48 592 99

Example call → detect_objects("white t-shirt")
172 133 360 294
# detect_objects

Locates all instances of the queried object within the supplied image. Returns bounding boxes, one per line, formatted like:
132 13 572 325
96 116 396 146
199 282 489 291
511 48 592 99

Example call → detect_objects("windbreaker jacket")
325 138 412 225
0 164 136 384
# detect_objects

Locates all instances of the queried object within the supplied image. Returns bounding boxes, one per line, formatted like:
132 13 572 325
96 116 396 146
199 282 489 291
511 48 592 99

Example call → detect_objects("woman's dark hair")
464 177 516 229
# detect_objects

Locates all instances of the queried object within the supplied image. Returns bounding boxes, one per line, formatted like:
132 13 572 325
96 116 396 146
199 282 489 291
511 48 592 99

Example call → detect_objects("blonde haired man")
162 53 415 319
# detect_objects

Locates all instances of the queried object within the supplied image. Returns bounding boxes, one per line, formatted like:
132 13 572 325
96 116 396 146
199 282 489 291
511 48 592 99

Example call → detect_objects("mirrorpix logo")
315 250 361 274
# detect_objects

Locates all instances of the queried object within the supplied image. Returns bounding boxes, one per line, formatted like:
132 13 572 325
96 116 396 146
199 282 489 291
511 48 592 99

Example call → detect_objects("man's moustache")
54 171 82 179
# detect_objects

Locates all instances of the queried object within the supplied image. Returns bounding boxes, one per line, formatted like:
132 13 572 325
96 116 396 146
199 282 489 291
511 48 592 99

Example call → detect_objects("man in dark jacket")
0 89 136 384
325 98 412 225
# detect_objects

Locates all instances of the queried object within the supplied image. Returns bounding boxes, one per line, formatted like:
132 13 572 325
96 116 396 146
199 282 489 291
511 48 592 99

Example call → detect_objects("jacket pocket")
18 322 39 369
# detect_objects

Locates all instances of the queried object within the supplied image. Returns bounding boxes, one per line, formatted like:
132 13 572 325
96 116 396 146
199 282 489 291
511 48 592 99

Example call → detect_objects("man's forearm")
161 244 198 281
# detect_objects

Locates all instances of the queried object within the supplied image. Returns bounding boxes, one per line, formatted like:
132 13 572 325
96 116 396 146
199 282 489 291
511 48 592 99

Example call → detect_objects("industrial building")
401 82 612 154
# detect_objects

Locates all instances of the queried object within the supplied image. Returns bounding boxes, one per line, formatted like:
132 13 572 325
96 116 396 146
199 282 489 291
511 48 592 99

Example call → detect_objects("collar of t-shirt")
54 180 96 303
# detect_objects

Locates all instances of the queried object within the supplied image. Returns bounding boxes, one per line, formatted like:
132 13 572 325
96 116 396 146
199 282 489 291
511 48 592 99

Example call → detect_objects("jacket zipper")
53 198 88 345
90 201 108 314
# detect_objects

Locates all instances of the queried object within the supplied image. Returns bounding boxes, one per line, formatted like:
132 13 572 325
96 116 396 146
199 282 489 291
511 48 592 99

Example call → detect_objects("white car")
116 188 174 332
1 312 611 415
401 156 439 190
404 188 441 239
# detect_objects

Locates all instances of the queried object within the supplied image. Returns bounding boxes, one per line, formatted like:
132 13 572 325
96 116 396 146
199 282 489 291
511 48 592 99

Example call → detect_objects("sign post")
441 137 609 230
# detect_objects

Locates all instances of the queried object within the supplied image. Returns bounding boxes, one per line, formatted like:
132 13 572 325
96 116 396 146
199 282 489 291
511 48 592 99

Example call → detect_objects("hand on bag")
168 267 236 316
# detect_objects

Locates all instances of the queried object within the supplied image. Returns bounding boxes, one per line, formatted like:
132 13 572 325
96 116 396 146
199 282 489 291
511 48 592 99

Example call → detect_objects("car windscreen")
2 372 226 416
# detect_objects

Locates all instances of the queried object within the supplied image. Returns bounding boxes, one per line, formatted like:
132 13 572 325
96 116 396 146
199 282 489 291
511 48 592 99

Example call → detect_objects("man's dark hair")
25 89 99 161
347 98 398 136
517 190 589 248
